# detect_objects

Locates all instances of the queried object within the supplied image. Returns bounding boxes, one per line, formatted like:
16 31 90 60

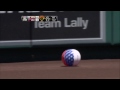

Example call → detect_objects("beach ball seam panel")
64 50 74 66
62 50 68 66
73 50 81 66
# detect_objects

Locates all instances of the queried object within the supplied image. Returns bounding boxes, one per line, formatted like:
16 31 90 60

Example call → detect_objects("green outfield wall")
0 11 120 49
0 11 120 63
106 11 120 44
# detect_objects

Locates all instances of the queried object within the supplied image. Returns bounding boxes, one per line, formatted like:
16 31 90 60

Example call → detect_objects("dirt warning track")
0 59 120 79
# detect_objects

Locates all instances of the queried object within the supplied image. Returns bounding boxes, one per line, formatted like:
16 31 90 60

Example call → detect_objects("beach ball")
61 49 81 66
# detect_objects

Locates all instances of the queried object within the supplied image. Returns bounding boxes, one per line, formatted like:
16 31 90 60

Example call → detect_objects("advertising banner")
31 11 106 45
0 11 106 47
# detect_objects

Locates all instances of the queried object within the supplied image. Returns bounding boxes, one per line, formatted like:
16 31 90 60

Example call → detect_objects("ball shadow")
61 65 79 67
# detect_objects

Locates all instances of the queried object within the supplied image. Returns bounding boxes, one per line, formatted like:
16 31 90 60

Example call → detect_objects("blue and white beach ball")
61 49 81 66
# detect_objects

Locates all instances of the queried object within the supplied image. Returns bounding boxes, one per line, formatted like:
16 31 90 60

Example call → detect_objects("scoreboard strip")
21 16 58 22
